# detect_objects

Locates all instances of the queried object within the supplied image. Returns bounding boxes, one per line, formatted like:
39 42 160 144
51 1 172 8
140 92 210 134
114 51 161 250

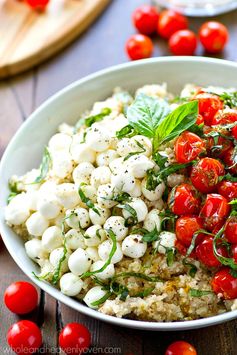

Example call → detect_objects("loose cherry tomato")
193 92 223 126
126 34 153 60
4 281 38 314
26 0 50 10
168 183 201 216
231 244 237 263
196 236 228 267
225 216 237 244
157 10 188 39
199 193 230 231
212 267 237 299
199 21 229 54
132 5 159 35
196 114 204 125
59 323 91 355
7 320 42 354
175 131 205 164
211 108 237 126
217 180 237 201
223 148 237 174
191 157 225 193
175 216 204 247
169 30 197 56
165 340 197 355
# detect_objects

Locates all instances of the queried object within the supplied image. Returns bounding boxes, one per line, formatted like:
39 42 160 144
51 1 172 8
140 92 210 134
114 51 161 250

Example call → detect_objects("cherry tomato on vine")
7 320 42 354
157 10 188 39
165 340 197 355
196 236 228 267
59 323 91 355
132 5 159 35
212 268 237 299
169 30 197 56
191 157 225 193
175 216 204 247
192 92 223 126
168 183 201 216
223 148 237 174
217 180 237 201
175 131 205 163
225 216 237 244
126 34 153 60
4 281 38 314
26 0 50 10
199 21 229 54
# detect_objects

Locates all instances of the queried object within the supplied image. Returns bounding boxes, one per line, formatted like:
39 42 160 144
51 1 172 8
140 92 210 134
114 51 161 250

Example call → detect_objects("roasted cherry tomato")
165 340 197 355
175 131 205 164
4 281 38 314
175 216 204 247
157 10 188 39
168 183 200 216
196 114 204 125
212 268 237 299
59 323 91 355
225 216 237 244
232 125 237 140
132 5 159 35
169 30 197 56
126 34 153 60
223 148 237 175
7 320 42 354
26 0 50 10
196 236 228 267
199 21 229 54
231 244 237 263
192 92 223 126
191 157 225 193
204 127 233 158
199 193 230 231
217 180 237 201
211 108 237 126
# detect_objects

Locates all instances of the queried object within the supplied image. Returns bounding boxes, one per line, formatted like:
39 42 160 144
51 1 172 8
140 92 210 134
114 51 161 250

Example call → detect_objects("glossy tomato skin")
232 125 237 140
157 10 188 39
211 108 237 126
191 157 225 193
175 131 205 163
223 148 237 174
196 236 228 267
169 30 197 56
199 21 229 54
196 114 204 125
193 92 223 126
7 320 42 354
225 216 237 244
232 244 237 263
175 216 204 247
212 268 237 299
126 34 153 60
132 5 159 35
217 180 237 201
26 0 50 10
199 193 230 231
165 340 197 355
206 134 233 159
168 183 201 216
59 323 91 355
4 281 38 314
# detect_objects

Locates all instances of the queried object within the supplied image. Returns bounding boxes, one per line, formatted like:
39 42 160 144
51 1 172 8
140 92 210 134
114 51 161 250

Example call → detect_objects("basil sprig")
33 147 52 184
219 91 237 108
74 107 111 131
78 183 100 216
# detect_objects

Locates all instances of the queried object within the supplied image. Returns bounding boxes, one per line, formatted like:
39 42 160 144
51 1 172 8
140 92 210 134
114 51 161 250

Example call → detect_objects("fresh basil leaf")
230 269 237 278
186 229 214 258
119 287 130 301
213 227 237 270
78 183 100 216
74 107 111 131
91 291 112 307
117 203 138 227
116 124 137 139
188 123 204 137
52 240 67 285
33 147 52 184
182 259 197 278
123 140 146 161
152 152 168 169
7 180 21 204
189 289 213 297
219 91 237 108
132 286 155 298
166 248 176 267
142 228 159 243
220 173 237 182
112 272 163 283
127 94 170 138
130 227 149 235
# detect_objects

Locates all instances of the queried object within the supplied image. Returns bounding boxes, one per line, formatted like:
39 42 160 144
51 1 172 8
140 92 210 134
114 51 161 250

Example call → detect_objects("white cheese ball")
68 248 92 275
26 191 39 211
128 155 154 178
122 198 148 223
26 212 49 237
55 183 80 209
84 225 106 247
72 162 95 185
71 141 96 164
37 193 62 219
129 179 142 198
65 229 86 250
109 157 124 175
38 181 57 195
104 216 128 241
5 194 30 226
167 174 185 188
89 205 110 225
90 166 111 188
122 234 147 258
86 247 100 262
52 212 65 228
131 135 152 157
96 149 119 166
65 208 90 229
52 152 74 179
25 239 48 261
143 209 162 232
98 240 123 264
97 184 117 209
49 247 70 273
86 125 111 152
42 226 63 252
141 179 165 202
90 261 115 280
153 231 176 254
116 138 137 157
111 170 135 194
83 286 108 309
48 133 72 152
60 272 84 297
79 185 97 203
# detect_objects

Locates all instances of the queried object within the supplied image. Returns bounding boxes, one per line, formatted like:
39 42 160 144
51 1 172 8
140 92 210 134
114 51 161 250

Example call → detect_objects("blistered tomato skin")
225 216 237 244
196 236 227 267
193 92 223 126
168 183 201 216
165 340 197 355
132 5 159 35
175 216 204 247
204 127 233 158
200 193 230 231
212 268 237 299
157 10 188 39
218 180 237 201
211 108 237 126
175 131 205 163
223 148 237 175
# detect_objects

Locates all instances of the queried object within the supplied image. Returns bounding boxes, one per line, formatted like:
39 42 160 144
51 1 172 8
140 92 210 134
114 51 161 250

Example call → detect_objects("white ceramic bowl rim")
1 56 237 331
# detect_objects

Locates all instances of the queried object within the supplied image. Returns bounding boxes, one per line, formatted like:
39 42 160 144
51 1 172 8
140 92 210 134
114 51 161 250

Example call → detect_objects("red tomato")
7 320 42 354
225 216 237 244
157 10 188 39
217 180 237 201
175 131 205 163
165 340 197 355
191 157 225 193
168 183 200 216
232 125 237 140
205 128 233 158
223 148 237 174
231 244 237 263
211 108 237 126
169 30 197 56
4 281 38 315
59 323 91 355
196 236 228 267
193 92 223 126
175 216 204 247
126 34 153 60
199 193 230 231
196 114 204 125
212 268 237 299
199 21 229 54
26 0 50 10
132 5 159 35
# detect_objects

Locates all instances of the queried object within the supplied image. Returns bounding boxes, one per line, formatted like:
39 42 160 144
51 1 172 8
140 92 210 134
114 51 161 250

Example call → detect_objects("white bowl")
1 57 237 331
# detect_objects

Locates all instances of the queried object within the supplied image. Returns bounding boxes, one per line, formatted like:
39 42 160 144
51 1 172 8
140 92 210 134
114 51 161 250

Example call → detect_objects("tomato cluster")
126 5 229 60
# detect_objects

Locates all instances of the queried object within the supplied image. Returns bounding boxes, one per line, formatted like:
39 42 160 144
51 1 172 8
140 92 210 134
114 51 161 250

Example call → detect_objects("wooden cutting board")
0 0 110 78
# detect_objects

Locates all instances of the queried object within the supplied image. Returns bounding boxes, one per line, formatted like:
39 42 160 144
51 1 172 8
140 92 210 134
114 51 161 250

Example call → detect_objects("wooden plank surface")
0 0 237 354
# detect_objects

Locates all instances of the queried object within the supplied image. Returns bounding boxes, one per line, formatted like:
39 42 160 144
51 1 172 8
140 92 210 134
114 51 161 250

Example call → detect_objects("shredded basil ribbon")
78 183 100 216
32 147 52 184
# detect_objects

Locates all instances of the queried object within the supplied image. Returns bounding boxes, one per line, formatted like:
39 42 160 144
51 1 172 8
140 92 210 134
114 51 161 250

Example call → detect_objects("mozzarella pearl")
37 194 61 219
141 179 165 202
42 226 63 252
122 198 148 223
71 141 96 164
86 125 111 152
52 152 74 179
111 170 135 194
84 225 106 247
55 183 80 209
72 162 95 185
98 240 123 264
128 155 154 178
153 231 176 254
167 174 185 188
65 229 86 250
83 286 108 309
49 247 70 273
131 135 152 157
97 184 116 209
5 194 30 226
48 133 72 152
25 239 48 261
89 205 110 225
122 234 147 258
129 179 142 198
96 149 119 166
90 261 115 280
104 216 128 241
68 248 92 275
26 212 49 237
65 208 90 229
109 157 124 175
116 138 137 157
90 167 111 188
143 209 162 232
86 247 100 262
60 273 84 296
